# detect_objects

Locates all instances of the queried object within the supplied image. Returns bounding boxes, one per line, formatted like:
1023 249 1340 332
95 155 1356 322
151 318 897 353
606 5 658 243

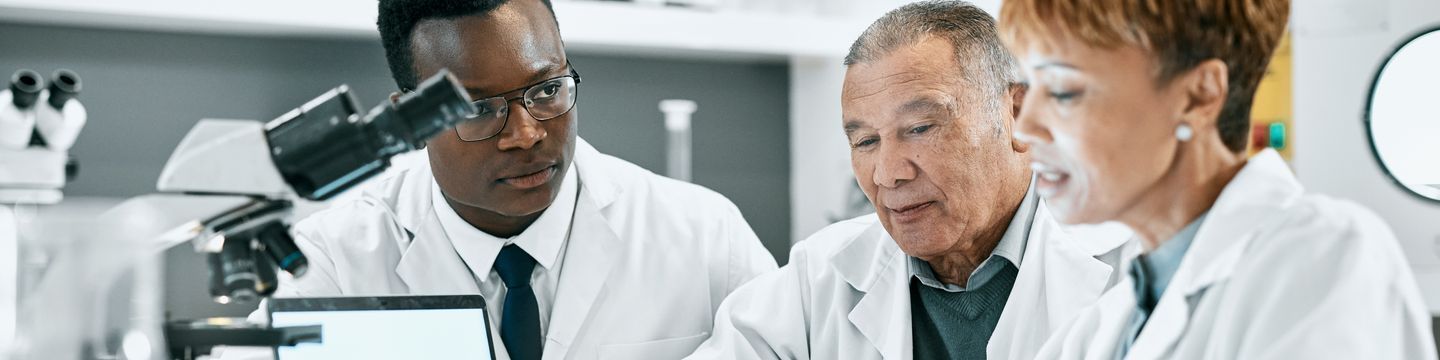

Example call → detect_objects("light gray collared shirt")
1115 212 1207 359
908 181 1038 292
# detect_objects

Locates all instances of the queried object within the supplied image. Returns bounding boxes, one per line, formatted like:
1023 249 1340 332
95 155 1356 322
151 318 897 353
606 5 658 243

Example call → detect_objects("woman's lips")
500 165 556 189
1031 162 1071 198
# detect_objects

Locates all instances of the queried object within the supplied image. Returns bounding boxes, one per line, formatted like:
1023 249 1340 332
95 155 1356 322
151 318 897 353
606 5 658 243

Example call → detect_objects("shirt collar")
908 180 1039 292
431 162 580 276
1130 211 1207 309
993 179 1038 268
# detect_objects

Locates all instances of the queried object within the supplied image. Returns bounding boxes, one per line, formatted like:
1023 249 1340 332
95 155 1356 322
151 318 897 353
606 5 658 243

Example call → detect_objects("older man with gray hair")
685 1 1132 359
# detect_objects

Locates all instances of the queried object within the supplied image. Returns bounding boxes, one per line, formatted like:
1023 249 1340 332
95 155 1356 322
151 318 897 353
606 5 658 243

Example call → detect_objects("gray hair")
845 0 1020 128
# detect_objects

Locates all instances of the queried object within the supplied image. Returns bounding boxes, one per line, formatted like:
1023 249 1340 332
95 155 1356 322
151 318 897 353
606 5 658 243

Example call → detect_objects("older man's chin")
886 230 954 259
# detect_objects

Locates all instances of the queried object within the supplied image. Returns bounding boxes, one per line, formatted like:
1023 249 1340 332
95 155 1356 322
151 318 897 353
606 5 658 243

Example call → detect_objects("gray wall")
0 23 790 319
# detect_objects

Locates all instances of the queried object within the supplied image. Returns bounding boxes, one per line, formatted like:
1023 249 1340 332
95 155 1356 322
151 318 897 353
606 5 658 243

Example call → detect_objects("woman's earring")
1175 123 1194 142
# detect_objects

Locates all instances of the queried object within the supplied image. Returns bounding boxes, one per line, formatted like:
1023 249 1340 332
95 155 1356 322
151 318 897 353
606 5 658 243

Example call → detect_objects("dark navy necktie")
494 244 541 360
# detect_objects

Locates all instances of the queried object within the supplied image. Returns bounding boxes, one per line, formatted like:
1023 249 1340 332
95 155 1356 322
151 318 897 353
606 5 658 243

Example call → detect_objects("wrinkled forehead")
842 52 996 130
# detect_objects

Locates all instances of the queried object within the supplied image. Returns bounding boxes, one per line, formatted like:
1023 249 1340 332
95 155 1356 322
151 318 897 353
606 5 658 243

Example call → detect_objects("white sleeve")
719 200 779 293
688 242 812 360
1227 209 1438 359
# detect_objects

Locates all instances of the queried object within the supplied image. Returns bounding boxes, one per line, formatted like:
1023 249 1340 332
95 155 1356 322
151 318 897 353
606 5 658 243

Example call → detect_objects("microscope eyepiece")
265 69 474 201
383 70 475 150
46 69 81 110
10 69 44 109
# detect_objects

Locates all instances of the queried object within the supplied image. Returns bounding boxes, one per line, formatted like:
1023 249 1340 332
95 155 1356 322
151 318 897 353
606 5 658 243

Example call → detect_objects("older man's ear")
1009 83 1030 154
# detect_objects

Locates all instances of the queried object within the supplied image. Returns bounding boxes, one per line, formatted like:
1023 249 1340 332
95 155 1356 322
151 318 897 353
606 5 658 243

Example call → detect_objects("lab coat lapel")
839 223 912 359
990 202 1128 358
1036 202 1130 322
392 179 482 295
1125 150 1301 360
1085 276 1140 360
542 154 622 359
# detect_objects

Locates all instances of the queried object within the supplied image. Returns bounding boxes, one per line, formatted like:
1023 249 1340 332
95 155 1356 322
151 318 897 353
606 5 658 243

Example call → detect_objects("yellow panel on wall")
1249 32 1293 160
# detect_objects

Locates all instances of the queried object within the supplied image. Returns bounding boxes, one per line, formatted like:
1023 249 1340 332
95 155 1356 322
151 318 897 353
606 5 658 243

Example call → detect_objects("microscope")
1 68 86 357
0 68 85 203
150 69 474 358
154 70 473 305
6 70 473 360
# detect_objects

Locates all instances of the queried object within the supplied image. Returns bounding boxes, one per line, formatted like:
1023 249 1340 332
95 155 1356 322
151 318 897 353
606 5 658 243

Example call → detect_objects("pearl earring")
1175 123 1194 142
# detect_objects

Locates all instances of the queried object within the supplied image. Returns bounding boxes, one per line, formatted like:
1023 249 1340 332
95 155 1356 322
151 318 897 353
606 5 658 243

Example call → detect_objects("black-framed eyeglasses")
405 64 582 142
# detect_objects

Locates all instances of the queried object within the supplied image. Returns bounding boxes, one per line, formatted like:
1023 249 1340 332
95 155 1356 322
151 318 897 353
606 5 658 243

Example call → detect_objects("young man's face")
409 0 577 220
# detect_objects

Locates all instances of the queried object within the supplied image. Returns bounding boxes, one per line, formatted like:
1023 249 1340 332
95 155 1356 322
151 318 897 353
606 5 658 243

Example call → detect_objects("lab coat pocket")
598 332 710 360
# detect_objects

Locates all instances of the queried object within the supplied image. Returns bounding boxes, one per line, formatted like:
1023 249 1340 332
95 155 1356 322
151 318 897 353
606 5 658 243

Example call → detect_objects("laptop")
267 295 496 359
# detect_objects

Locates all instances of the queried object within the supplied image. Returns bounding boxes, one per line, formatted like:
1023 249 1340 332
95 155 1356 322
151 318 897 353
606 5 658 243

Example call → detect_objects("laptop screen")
268 295 495 359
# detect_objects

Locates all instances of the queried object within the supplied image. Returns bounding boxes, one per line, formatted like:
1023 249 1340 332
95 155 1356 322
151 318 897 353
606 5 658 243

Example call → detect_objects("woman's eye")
1049 90 1080 103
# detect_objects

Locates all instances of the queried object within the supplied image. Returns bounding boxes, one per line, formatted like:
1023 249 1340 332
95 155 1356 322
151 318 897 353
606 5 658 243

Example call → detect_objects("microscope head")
33 69 87 151
1 69 84 204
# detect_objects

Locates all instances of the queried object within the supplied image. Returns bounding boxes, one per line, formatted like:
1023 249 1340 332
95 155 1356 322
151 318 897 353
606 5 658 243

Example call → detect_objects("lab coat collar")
833 197 1130 359
430 161 578 277
1125 149 1303 359
393 179 484 294
540 182 621 359
571 138 621 209
835 221 912 359
829 201 1126 293
988 201 1130 359
390 137 621 359
833 219 901 292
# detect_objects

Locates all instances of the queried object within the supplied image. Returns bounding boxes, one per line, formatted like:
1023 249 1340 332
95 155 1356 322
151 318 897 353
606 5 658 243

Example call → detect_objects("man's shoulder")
1241 193 1411 278
581 146 741 220
797 214 881 249
787 214 885 270
289 165 426 243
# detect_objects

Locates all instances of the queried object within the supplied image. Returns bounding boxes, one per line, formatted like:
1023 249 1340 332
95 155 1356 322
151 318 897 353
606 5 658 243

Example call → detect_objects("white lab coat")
1036 149 1438 360
228 138 778 360
686 201 1133 360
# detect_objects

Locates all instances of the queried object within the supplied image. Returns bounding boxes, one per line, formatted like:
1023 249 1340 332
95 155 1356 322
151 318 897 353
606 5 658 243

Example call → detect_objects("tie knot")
494 245 537 288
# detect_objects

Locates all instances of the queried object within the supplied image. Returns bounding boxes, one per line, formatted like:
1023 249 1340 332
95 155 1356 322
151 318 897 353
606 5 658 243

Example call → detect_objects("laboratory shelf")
0 0 872 61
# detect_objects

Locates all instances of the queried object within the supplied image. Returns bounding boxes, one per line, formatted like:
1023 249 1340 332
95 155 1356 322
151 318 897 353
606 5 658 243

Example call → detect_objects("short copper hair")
998 0 1290 152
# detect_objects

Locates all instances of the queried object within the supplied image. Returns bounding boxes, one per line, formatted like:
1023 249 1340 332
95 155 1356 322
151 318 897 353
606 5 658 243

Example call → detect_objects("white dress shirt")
431 163 579 338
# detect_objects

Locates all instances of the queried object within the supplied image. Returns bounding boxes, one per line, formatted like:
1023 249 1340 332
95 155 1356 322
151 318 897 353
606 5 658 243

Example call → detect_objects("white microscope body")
0 70 472 360
0 68 86 356
0 69 85 204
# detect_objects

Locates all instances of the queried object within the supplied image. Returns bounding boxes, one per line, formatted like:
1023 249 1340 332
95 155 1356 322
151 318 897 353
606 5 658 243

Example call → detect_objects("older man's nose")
872 146 917 188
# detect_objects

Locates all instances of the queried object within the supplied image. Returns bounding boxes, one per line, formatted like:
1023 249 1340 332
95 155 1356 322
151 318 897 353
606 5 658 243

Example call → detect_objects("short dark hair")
377 0 557 91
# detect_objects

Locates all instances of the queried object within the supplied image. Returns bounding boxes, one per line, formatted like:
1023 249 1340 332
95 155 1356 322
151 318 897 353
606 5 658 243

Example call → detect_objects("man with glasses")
231 0 777 359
